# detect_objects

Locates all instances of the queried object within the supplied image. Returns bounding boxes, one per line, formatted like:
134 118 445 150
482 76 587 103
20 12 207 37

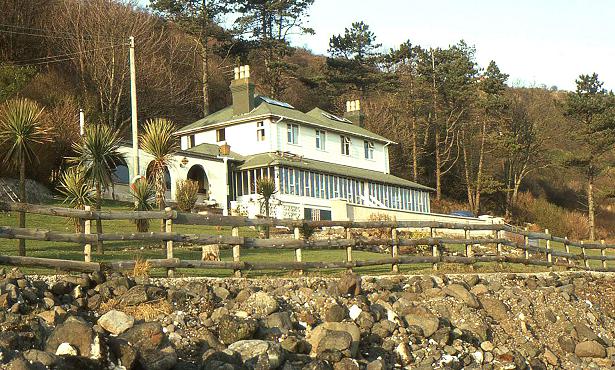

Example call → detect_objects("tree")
58 166 95 232
256 176 276 238
565 73 615 240
0 64 36 103
231 0 315 98
140 118 179 210
0 98 50 256
462 61 508 214
326 21 386 96
150 0 231 116
130 177 155 232
70 124 124 253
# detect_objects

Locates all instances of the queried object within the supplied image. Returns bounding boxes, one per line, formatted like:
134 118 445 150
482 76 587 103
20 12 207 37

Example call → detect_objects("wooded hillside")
1 0 615 240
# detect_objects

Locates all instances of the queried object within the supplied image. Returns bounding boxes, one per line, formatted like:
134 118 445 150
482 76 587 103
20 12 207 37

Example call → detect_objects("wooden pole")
232 226 241 277
495 227 503 269
431 227 438 271
601 240 607 269
565 236 572 267
345 227 352 273
294 227 302 275
391 228 399 273
524 227 529 260
581 241 589 269
83 205 91 262
165 207 174 277
464 228 472 257
545 228 552 269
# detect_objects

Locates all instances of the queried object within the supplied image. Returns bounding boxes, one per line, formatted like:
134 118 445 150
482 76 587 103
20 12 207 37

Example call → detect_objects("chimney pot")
346 101 351 112
234 67 240 80
343 98 364 127
230 65 255 115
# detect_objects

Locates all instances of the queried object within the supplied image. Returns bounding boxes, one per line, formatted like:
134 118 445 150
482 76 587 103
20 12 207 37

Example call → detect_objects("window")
256 121 265 141
187 135 195 149
216 128 225 142
341 135 351 155
364 140 374 159
315 130 326 150
287 123 298 144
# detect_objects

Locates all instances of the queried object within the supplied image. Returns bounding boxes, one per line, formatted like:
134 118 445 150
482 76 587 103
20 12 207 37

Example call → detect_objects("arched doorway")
112 161 130 185
187 164 209 198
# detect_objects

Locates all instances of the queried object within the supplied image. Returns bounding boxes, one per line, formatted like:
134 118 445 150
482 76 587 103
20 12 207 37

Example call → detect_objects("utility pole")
79 108 85 136
129 36 139 178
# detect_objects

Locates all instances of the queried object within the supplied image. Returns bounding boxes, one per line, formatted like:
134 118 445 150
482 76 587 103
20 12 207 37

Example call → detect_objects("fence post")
391 228 399 273
345 227 353 273
565 236 572 267
524 227 529 260
495 226 503 269
294 227 303 275
232 226 241 277
545 228 552 269
581 241 589 269
601 240 606 270
431 227 438 271
83 205 91 262
164 207 174 277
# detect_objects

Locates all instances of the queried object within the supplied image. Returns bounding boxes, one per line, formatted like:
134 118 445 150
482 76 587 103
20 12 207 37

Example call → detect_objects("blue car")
450 210 475 218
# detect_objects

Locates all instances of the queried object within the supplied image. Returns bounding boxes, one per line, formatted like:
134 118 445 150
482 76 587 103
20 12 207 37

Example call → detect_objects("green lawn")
0 199 604 277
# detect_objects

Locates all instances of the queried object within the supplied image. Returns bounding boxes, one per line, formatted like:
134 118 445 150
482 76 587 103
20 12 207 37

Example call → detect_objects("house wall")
109 146 230 212
180 118 390 173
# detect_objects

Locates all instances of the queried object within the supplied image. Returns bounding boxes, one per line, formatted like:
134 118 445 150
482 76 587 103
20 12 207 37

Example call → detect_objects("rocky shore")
0 269 614 369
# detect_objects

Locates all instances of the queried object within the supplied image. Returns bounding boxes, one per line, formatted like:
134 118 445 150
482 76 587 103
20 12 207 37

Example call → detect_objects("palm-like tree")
58 166 95 232
130 177 155 232
70 124 124 253
0 98 50 256
140 118 179 210
256 177 277 238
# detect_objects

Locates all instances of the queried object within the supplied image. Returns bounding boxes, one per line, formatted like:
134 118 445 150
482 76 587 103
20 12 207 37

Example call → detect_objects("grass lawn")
0 199 604 277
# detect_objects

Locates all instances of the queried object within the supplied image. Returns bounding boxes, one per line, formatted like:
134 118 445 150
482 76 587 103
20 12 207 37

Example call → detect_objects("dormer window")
287 123 298 144
256 121 265 141
341 135 351 156
315 129 326 150
187 135 195 149
364 140 374 159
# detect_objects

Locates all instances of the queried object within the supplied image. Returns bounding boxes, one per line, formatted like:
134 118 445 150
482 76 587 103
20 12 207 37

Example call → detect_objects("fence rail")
0 202 613 276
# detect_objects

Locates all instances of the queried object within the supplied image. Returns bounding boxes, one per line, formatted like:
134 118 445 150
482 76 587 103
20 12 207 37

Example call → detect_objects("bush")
130 178 155 232
176 179 199 212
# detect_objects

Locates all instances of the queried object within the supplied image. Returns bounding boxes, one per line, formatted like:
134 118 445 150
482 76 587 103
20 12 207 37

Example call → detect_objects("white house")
113 65 441 221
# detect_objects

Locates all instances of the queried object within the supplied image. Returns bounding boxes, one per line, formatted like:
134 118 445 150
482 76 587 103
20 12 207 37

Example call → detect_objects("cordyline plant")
0 98 50 256
58 166 95 232
140 118 179 210
130 177 155 232
257 177 277 238
69 124 125 253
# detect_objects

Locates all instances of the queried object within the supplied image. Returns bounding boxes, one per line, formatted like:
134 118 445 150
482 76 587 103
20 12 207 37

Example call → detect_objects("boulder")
218 315 258 344
308 322 360 357
404 307 439 337
228 340 285 369
45 317 99 358
575 340 606 358
119 322 177 370
337 274 361 296
98 310 134 335
119 285 150 306
443 284 479 308
324 305 347 322
243 291 279 317
479 297 509 321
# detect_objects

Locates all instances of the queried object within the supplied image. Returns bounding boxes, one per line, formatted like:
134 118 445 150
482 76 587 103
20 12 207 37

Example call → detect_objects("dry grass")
129 257 151 278
99 297 173 321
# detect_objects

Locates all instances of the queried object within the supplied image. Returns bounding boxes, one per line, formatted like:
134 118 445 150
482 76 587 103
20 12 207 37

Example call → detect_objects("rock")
119 322 177 370
37 310 57 325
119 285 150 306
479 297 509 321
348 305 362 321
543 348 558 366
324 305 347 322
558 335 577 353
443 284 479 308
55 343 79 356
575 340 606 358
266 312 293 334
213 286 231 300
316 330 352 357
108 338 138 370
228 340 284 369
480 341 494 352
22 349 60 367
7 356 36 370
218 315 258 344
337 274 361 296
45 316 98 358
333 358 360 370
404 307 439 337
366 359 386 370
243 291 278 317
308 322 360 357
98 310 134 335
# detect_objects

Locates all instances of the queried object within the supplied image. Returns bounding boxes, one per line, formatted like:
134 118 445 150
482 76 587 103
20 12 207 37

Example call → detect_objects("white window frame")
287 123 299 144
341 135 351 156
364 140 374 159
256 121 265 141
315 129 326 150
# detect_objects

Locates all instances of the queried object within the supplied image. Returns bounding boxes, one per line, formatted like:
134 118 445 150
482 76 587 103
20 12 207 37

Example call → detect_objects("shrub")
299 222 316 240
58 167 94 232
176 179 199 212
130 178 155 232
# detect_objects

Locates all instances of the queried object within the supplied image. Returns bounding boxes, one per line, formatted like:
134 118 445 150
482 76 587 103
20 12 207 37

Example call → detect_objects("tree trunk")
588 174 595 241
200 42 209 117
435 130 441 201
461 139 474 211
473 121 487 215
264 197 270 238
95 182 104 254
18 159 26 256
411 117 418 181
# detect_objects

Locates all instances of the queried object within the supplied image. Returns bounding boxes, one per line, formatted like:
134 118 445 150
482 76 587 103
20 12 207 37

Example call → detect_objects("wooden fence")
0 201 614 276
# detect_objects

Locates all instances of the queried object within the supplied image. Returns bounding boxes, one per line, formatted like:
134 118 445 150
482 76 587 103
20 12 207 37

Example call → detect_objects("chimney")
230 65 255 115
343 99 365 127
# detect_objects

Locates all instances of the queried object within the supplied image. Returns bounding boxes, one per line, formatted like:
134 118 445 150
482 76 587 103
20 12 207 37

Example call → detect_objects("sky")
144 0 615 91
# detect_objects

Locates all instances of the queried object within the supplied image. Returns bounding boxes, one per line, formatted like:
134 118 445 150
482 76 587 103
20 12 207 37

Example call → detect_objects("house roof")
237 152 434 191
176 96 394 143
183 143 244 161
